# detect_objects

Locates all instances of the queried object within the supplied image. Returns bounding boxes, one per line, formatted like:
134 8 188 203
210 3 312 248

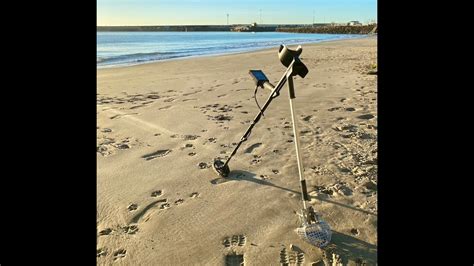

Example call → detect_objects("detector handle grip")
262 81 275 91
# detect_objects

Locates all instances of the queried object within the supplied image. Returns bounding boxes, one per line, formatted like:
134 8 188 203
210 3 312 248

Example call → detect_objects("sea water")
97 31 362 68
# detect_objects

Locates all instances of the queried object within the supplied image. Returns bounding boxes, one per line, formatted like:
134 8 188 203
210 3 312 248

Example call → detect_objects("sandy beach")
97 36 377 265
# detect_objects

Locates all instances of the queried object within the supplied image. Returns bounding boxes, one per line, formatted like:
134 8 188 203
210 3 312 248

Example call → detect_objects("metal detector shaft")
287 73 310 208
222 61 296 168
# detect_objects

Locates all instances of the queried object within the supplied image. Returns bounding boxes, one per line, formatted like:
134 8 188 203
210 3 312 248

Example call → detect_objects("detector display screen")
249 70 269 83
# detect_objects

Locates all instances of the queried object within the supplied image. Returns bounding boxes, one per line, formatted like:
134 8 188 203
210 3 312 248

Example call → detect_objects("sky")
97 0 377 26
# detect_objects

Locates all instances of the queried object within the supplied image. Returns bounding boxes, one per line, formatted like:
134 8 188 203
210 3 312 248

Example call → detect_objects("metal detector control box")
249 70 269 87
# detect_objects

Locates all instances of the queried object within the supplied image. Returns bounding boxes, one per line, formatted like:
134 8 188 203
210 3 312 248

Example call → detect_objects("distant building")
347 21 362 26
231 22 258 32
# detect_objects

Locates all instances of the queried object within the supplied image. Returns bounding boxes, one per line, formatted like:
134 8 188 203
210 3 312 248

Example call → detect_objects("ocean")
97 31 362 68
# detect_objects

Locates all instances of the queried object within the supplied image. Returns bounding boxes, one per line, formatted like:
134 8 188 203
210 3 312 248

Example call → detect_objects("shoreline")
97 34 373 70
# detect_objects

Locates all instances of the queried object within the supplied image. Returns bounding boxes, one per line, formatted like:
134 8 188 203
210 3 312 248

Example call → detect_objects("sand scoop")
213 45 331 247
295 201 332 248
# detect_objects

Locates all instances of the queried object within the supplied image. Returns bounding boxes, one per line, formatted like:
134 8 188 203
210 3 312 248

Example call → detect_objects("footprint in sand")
113 249 127 260
142 149 171 161
296 252 305 265
280 247 289 265
122 224 139 234
357 114 375 120
300 130 311 135
174 199 184 205
223 238 231 247
213 114 233 121
223 235 247 248
117 143 130 149
160 202 171 209
244 143 262 153
198 162 209 169
280 246 305 266
250 157 261 165
238 235 247 246
147 94 160 100
98 228 113 236
231 235 239 246
183 135 200 140
289 247 305 265
351 228 360 235
127 204 138 211
97 248 107 257
130 199 167 223
151 190 163 197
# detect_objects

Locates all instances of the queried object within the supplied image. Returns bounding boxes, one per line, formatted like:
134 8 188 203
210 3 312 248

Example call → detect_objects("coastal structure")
231 22 258 32
347 20 362 26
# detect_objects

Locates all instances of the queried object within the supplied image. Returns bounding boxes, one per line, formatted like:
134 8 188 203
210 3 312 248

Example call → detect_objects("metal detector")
213 45 331 248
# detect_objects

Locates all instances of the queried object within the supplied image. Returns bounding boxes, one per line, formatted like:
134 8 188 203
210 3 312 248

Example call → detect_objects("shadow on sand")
324 230 377 265
311 195 378 216
210 169 377 216
209 169 300 195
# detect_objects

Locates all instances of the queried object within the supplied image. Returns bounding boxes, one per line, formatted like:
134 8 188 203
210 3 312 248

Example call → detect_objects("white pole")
287 75 307 210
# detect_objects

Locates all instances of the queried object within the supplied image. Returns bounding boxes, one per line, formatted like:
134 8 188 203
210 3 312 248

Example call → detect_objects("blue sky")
97 0 377 26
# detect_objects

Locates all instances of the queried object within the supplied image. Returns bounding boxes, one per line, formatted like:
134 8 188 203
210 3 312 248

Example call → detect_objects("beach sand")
97 36 377 265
